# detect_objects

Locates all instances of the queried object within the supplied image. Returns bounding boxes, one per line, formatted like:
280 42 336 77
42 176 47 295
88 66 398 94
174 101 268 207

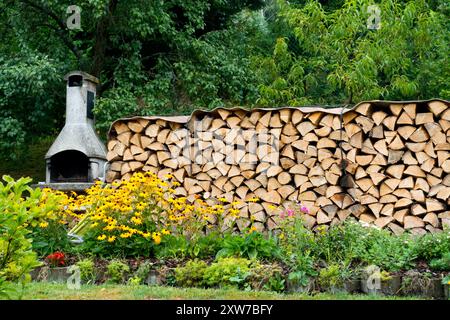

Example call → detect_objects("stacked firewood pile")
105 100 450 234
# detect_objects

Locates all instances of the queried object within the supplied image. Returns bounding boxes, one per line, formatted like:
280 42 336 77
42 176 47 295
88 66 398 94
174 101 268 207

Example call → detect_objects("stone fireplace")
44 71 107 188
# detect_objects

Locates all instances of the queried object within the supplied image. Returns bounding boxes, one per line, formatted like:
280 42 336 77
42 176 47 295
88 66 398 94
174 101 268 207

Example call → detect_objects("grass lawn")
8 282 425 300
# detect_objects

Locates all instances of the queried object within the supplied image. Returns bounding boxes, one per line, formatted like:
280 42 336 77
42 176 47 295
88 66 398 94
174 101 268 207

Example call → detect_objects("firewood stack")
340 101 450 235
105 100 450 233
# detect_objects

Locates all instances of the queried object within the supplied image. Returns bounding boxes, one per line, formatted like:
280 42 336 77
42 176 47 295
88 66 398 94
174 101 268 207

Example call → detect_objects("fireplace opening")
68 75 83 87
50 150 89 182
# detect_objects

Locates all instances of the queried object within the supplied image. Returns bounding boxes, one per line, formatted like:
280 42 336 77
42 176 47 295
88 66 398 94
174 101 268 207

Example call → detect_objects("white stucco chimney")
45 71 107 184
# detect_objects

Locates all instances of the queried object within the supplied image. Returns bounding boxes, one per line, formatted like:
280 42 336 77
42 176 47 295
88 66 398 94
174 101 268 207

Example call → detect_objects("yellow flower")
247 197 259 203
248 226 257 233
97 234 106 241
104 224 116 231
153 236 161 245
131 216 142 225
120 233 132 238
268 204 276 210
161 229 170 235
135 202 146 211
152 232 162 245
219 197 228 203
39 221 49 228
230 208 240 216
107 236 116 242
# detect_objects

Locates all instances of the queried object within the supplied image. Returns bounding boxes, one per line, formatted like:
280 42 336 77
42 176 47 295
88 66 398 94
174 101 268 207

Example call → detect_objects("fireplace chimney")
45 71 107 185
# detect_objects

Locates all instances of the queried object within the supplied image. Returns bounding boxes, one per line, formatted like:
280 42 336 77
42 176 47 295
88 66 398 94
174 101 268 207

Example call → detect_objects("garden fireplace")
44 71 107 187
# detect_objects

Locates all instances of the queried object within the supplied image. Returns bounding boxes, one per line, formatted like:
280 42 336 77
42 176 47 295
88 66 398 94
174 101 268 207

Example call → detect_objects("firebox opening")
68 75 83 87
50 150 89 182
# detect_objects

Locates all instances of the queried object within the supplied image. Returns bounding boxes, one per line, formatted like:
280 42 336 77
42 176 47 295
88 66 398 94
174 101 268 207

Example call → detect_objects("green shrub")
216 232 279 260
132 260 155 285
249 262 284 291
429 252 450 271
106 260 130 284
203 257 254 288
412 231 450 262
263 273 285 293
358 229 416 272
318 264 345 289
154 235 189 259
175 260 208 288
0 117 25 161
76 258 96 284
287 270 310 288
189 232 223 259
0 176 64 298
30 219 73 258
315 220 367 264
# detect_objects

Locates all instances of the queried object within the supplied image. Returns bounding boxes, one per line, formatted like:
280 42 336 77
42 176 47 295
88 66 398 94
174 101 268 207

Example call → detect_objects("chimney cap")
64 71 99 84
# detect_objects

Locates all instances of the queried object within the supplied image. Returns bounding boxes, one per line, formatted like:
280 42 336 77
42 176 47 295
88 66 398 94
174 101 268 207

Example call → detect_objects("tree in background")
0 0 448 162
254 0 450 106
0 0 265 159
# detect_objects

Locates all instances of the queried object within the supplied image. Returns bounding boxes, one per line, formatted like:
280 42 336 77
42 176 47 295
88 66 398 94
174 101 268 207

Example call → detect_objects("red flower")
46 251 66 267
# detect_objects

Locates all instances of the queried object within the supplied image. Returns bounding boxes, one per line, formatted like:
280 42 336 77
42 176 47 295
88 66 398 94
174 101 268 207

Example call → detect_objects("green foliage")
412 231 450 261
287 270 310 287
106 260 130 284
189 233 224 259
357 229 417 272
216 232 280 260
429 252 450 272
175 259 208 288
253 0 450 106
154 235 190 259
79 227 155 258
176 258 286 291
0 117 26 161
76 258 96 284
278 213 440 273
30 220 72 258
318 264 345 289
131 260 155 285
127 276 142 286
277 212 318 276
203 257 254 288
314 221 367 264
1 0 449 163
0 0 266 149
263 273 285 293
0 175 62 296
154 233 223 259
0 51 64 159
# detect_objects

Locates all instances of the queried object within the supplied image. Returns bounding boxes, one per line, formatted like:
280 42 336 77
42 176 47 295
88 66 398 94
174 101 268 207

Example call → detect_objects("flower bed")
1 174 449 299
